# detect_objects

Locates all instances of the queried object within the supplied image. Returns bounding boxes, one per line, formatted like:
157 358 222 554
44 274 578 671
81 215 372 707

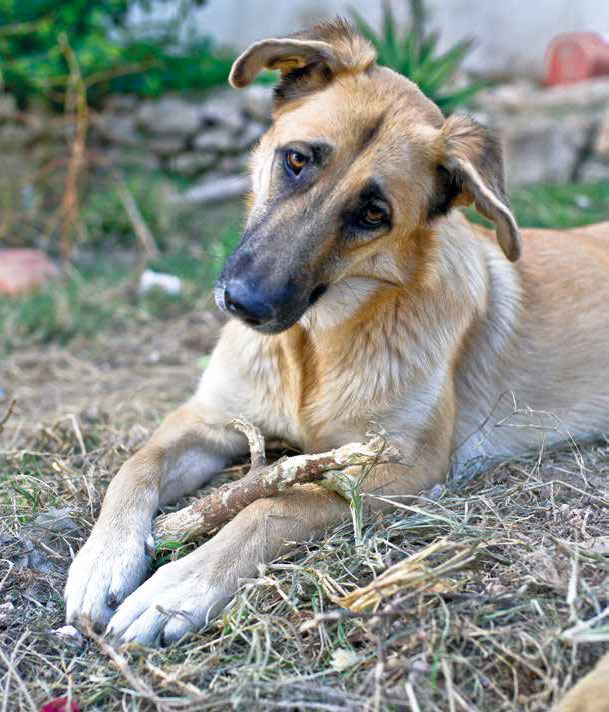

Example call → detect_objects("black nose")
224 280 274 327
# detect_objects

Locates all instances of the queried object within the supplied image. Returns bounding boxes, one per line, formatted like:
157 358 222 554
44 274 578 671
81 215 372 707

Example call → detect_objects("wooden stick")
152 420 401 545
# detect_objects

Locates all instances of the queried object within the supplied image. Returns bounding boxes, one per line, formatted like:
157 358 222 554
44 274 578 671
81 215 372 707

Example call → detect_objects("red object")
544 32 609 86
40 698 80 712
0 248 59 296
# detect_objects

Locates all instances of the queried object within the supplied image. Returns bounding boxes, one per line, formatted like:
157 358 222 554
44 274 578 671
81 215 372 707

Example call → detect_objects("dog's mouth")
215 281 328 334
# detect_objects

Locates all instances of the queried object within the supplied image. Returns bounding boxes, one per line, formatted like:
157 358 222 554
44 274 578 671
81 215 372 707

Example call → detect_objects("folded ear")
229 18 376 107
430 115 521 262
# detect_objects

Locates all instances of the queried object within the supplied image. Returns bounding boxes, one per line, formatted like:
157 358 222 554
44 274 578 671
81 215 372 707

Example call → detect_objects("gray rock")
199 93 245 133
31 507 78 534
497 114 594 186
241 85 274 123
171 174 249 206
148 136 186 157
593 109 609 158
104 94 139 114
236 121 266 151
0 93 17 120
193 127 234 153
476 78 609 115
136 97 205 136
95 114 140 147
578 158 609 182
168 151 217 177
217 154 249 175
0 124 31 148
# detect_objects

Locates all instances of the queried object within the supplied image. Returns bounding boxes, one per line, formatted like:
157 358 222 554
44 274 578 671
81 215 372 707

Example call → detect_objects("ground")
1 184 609 711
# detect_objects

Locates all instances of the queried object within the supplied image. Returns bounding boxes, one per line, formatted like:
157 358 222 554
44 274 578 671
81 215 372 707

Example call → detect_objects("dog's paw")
64 524 153 630
106 545 232 646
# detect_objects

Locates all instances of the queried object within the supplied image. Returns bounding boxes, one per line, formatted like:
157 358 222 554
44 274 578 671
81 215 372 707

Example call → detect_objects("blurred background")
2 0 609 352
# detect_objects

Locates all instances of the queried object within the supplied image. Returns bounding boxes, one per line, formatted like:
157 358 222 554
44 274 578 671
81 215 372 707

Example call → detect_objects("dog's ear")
429 115 521 262
229 18 376 107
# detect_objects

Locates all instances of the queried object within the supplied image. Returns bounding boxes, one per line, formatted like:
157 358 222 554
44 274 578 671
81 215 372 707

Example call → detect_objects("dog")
64 18 608 705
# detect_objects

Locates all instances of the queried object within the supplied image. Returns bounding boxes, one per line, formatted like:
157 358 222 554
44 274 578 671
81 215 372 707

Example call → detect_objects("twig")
153 421 401 545
0 399 16 434
115 176 160 260
58 32 88 268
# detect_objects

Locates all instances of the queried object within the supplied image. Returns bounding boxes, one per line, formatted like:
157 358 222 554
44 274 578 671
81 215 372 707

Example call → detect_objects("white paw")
64 524 153 630
106 545 232 645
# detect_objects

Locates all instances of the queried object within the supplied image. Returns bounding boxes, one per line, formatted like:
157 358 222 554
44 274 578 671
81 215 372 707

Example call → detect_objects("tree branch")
152 420 401 546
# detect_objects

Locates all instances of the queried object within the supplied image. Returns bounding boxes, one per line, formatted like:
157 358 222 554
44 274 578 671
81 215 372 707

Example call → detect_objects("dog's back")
453 218 609 463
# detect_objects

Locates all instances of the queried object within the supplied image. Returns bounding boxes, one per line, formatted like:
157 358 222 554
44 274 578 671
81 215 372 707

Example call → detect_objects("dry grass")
1 312 608 711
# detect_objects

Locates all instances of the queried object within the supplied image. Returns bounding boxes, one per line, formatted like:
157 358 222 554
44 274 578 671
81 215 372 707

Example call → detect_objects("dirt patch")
1 316 608 711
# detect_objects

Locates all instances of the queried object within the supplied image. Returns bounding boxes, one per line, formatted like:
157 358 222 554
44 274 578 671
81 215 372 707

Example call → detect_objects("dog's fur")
64 19 608 707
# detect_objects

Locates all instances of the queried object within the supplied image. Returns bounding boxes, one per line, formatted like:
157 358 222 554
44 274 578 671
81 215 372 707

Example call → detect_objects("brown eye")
360 205 385 227
285 149 307 175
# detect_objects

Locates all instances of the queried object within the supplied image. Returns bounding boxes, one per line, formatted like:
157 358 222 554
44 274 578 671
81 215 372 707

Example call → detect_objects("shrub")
350 0 489 114
0 0 234 108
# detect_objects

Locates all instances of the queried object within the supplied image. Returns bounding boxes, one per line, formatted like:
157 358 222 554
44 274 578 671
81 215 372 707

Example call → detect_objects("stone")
236 121 266 151
0 249 59 296
94 114 139 147
136 96 205 136
199 93 245 133
52 625 85 647
493 114 594 186
475 77 609 115
30 507 78 534
578 158 609 182
168 151 217 177
217 154 249 175
594 109 609 157
171 174 249 206
193 127 234 152
241 84 274 123
148 136 186 157
104 94 139 114
0 123 31 148
0 93 17 119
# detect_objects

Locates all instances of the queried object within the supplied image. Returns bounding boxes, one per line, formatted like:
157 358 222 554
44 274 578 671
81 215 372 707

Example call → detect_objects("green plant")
0 0 234 108
350 0 489 114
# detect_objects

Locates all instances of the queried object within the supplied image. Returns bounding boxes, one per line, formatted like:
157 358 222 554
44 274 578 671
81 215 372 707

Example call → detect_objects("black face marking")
359 114 385 152
427 164 463 221
341 179 392 237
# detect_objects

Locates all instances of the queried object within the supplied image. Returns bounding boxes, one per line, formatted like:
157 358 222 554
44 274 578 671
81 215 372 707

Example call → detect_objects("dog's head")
216 18 520 333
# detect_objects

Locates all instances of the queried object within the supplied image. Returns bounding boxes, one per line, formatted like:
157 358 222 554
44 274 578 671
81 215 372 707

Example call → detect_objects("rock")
0 93 17 120
31 507 78 534
476 77 609 115
0 123 32 148
168 151 217 177
104 94 139 114
0 602 14 625
199 93 245 133
193 127 234 153
594 109 609 157
94 114 139 147
236 121 266 151
148 136 186 157
52 625 85 647
16 539 61 575
171 174 249 206
136 97 205 136
217 154 249 175
241 85 274 123
498 114 594 186
578 158 609 182
0 249 59 296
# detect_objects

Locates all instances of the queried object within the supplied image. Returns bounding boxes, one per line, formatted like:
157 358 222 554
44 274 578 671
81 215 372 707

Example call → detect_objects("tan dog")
64 20 609 702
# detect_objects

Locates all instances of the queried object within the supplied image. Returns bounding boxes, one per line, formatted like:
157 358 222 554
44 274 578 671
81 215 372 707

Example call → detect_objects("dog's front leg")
106 446 449 645
64 398 246 630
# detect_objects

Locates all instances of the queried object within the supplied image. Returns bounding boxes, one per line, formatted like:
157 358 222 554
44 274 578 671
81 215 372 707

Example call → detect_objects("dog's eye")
359 205 386 228
285 149 308 176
